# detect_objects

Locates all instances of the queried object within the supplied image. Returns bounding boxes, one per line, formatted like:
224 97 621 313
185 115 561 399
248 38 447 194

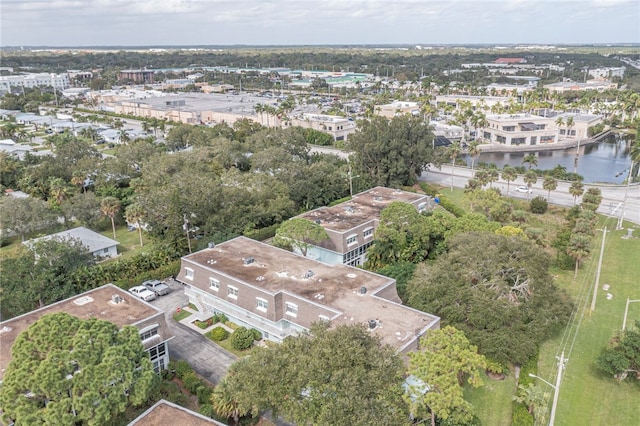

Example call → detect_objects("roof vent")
374 196 383 202
243 257 255 265
303 270 315 279
111 294 124 304
368 319 378 330
360 286 367 294
207 242 216 249
315 219 321 224
344 206 355 213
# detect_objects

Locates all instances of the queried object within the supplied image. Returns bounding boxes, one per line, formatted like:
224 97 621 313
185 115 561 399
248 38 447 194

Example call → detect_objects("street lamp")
622 298 640 331
528 350 567 426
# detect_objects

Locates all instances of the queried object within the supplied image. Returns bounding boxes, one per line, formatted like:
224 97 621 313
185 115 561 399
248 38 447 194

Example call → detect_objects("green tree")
406 326 487 426
100 196 121 239
365 201 431 270
125 202 146 247
581 187 603 212
210 379 251 426
569 181 585 205
230 326 255 351
272 217 329 257
542 175 558 202
501 166 518 193
522 154 538 170
408 232 572 366
0 313 155 425
0 238 95 316
61 192 103 229
596 321 640 381
223 323 410 426
467 140 481 176
524 170 538 200
567 233 592 279
348 115 434 187
0 196 57 241
513 383 549 419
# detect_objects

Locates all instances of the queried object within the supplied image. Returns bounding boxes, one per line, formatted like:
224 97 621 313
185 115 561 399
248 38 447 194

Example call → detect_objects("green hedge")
328 196 352 206
207 326 229 341
512 402 534 426
244 223 280 241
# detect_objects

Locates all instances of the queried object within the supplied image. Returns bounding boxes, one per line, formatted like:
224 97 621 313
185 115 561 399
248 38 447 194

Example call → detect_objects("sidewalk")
177 306 234 335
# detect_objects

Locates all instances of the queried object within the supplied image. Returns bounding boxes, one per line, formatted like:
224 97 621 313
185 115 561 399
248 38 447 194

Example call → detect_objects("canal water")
464 134 634 184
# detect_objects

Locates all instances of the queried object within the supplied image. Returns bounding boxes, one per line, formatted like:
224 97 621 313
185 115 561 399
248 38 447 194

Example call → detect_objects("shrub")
208 326 229 341
328 196 352 207
181 371 201 393
172 359 192 380
419 182 438 197
438 196 466 217
244 223 280 241
217 313 228 324
530 196 548 214
231 326 256 350
199 404 215 418
196 385 213 405
250 328 262 341
512 402 534 426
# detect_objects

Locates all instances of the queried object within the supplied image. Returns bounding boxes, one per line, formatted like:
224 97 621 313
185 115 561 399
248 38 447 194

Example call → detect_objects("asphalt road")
149 279 237 385
421 164 640 227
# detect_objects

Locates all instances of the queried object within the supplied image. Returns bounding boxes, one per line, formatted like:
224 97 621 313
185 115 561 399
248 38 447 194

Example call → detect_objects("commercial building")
0 284 174 380
0 73 70 93
543 81 618 93
294 113 356 141
375 101 420 118
483 113 557 146
175 236 440 355
296 187 433 266
119 69 155 84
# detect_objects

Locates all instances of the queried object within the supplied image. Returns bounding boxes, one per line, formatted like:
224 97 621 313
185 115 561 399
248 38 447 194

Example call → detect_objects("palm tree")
555 116 565 142
486 168 499 188
71 172 86 193
542 175 558 202
48 177 73 208
447 141 462 191
523 171 537 200
567 233 591 279
467 140 482 176
210 379 250 426
569 181 584 205
475 169 490 188
100 196 121 239
501 166 517 193
522 154 538 170
125 203 145 247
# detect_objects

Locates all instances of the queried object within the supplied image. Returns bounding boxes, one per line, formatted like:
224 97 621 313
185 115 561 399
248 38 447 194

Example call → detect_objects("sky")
1 0 639 47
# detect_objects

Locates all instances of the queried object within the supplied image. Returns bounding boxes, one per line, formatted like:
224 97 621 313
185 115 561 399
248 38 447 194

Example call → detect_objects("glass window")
363 228 374 238
228 286 238 299
209 277 220 291
140 328 158 341
346 234 357 245
256 298 268 311
185 268 194 280
285 302 298 317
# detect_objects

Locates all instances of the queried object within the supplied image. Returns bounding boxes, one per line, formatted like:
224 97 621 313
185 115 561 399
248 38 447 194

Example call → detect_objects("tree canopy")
596 321 640 381
348 115 435 188
0 313 155 425
222 323 410 426
272 217 329 256
407 232 572 366
406 326 487 426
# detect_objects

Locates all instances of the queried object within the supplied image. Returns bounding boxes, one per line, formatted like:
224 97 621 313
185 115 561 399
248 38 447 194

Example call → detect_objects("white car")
514 186 532 194
129 285 157 302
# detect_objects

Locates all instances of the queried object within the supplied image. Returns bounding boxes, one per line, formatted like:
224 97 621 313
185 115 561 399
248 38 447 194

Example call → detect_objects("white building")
483 113 557 146
24 226 120 259
0 73 70 92
293 114 356 141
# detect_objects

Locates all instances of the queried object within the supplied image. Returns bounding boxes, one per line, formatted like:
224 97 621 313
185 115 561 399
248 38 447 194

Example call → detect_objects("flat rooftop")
122 92 278 115
184 237 438 350
298 186 429 233
0 284 161 381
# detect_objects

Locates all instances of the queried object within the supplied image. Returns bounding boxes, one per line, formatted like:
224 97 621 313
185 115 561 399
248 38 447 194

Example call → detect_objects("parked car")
142 279 171 296
514 186 532 194
129 285 157 301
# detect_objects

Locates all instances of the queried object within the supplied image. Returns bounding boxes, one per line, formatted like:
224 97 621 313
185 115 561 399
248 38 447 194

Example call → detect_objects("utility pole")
549 351 567 426
617 161 634 230
590 226 607 314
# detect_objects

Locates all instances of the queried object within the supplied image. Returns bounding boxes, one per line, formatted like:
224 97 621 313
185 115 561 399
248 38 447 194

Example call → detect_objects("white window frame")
346 234 358 246
256 297 268 312
209 277 220 291
227 286 239 299
363 227 374 238
285 302 298 317
184 267 194 280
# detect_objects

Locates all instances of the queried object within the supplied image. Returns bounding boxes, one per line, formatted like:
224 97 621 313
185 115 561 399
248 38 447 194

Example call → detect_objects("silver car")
142 280 171 296
129 285 157 301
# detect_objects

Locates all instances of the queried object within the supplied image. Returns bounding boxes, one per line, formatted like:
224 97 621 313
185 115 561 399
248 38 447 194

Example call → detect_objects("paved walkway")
150 279 237 385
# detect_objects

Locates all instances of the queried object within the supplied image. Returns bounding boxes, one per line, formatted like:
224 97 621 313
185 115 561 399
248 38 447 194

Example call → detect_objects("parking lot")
149 278 237 385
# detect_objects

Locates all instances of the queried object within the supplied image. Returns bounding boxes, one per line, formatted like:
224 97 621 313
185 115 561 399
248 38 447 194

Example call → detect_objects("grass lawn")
100 224 156 261
536 218 640 426
172 309 192 322
465 372 515 426
213 337 254 358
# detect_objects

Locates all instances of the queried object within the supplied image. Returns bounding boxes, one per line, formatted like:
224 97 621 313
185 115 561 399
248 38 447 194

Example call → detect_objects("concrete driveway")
150 278 237 385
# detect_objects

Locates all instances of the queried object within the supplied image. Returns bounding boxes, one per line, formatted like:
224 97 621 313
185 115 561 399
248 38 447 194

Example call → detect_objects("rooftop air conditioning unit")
111 294 124 304
207 242 216 249
243 257 255 265
368 319 377 329
303 270 315 279
360 286 367 294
